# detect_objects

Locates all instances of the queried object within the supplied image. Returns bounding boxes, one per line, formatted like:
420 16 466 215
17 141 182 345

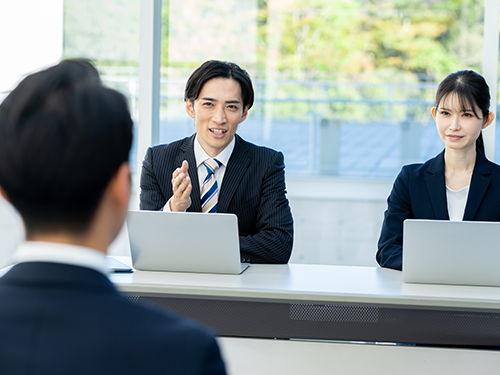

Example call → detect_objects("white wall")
0 197 23 268
287 177 392 267
0 0 64 267
0 0 63 93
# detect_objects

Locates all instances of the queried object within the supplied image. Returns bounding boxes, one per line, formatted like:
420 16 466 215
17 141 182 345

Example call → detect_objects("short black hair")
0 59 133 236
184 60 254 109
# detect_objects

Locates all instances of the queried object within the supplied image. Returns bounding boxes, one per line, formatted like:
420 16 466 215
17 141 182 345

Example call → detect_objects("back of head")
435 70 490 154
184 60 254 109
0 59 133 237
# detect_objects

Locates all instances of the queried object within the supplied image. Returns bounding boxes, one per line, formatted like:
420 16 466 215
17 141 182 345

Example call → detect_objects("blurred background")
1 0 498 268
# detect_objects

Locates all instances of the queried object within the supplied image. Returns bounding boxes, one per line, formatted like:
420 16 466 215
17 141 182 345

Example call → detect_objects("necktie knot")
203 158 222 177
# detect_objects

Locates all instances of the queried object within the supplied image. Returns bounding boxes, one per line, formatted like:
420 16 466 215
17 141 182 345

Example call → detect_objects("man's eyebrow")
199 97 241 105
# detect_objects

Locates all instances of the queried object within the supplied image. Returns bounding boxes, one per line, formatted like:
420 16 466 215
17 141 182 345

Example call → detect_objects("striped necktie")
201 158 222 213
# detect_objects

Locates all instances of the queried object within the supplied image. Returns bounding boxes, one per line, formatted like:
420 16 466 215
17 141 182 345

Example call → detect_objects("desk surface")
111 257 500 312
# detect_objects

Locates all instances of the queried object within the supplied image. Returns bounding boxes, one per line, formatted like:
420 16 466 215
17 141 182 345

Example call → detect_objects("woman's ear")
431 107 437 121
482 111 495 130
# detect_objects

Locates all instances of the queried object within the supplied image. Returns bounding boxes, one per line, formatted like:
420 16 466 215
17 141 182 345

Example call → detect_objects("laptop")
106 257 133 273
403 219 500 287
127 210 249 274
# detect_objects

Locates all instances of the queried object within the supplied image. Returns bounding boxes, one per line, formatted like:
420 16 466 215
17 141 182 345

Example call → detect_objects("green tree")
257 0 484 79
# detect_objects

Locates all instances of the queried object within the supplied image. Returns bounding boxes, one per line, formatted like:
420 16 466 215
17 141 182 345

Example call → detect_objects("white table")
111 258 500 347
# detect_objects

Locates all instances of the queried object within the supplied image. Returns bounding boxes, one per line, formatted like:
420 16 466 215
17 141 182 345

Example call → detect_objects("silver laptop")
403 219 500 287
127 211 249 274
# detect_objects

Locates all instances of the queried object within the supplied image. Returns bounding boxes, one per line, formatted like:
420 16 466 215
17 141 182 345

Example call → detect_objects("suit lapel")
218 135 251 213
179 135 202 212
463 151 491 220
424 150 449 220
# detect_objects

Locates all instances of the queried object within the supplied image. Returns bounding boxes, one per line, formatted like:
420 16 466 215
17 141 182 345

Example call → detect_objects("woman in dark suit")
377 70 498 270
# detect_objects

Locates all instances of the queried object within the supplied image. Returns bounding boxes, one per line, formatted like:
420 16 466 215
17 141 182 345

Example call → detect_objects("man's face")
186 78 248 158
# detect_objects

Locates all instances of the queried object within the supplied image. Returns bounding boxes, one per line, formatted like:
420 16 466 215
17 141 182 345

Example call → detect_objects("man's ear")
96 162 130 247
239 106 249 123
106 162 131 210
185 99 196 119
0 186 9 202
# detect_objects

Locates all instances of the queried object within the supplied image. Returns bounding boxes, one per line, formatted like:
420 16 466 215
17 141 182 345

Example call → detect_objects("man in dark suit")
140 60 294 264
0 59 226 374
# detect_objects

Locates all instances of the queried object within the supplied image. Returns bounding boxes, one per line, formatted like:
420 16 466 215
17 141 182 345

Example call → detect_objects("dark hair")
435 70 490 155
184 60 254 110
0 59 133 236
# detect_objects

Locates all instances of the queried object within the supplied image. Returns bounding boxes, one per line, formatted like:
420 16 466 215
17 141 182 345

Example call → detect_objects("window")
155 0 489 266
64 0 141 174
0 0 497 267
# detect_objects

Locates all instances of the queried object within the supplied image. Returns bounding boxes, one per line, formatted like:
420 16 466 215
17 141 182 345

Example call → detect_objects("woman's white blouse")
446 185 470 221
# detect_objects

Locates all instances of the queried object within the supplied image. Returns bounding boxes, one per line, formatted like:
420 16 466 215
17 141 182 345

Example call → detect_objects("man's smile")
210 128 227 135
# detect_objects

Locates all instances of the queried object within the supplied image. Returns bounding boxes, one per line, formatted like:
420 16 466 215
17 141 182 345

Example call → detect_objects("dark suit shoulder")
234 136 284 172
397 152 444 183
402 152 442 173
237 136 282 157
393 163 425 190
484 157 500 176
399 162 425 175
0 263 226 374
149 136 193 156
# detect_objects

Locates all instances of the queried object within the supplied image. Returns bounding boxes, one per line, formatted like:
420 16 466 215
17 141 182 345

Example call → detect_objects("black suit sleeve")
239 151 294 264
199 336 227 375
139 147 167 211
376 166 413 271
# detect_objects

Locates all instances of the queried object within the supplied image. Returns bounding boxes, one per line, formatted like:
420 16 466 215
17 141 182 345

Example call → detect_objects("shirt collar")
194 135 235 168
12 241 109 276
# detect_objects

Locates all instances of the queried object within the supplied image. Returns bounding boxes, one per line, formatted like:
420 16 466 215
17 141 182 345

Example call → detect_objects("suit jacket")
377 150 500 271
0 262 226 375
140 134 294 264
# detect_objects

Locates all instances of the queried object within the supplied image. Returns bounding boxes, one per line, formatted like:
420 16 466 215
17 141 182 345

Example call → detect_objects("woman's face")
432 93 492 153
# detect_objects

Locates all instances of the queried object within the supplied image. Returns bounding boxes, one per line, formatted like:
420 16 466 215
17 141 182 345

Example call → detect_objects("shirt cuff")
162 198 172 212
163 197 187 212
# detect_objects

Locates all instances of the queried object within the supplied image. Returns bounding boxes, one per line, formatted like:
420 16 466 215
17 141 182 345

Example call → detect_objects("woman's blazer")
377 150 500 270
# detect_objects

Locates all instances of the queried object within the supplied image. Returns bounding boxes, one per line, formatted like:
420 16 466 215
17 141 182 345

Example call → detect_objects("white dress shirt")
13 241 109 275
446 185 469 221
163 135 236 211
